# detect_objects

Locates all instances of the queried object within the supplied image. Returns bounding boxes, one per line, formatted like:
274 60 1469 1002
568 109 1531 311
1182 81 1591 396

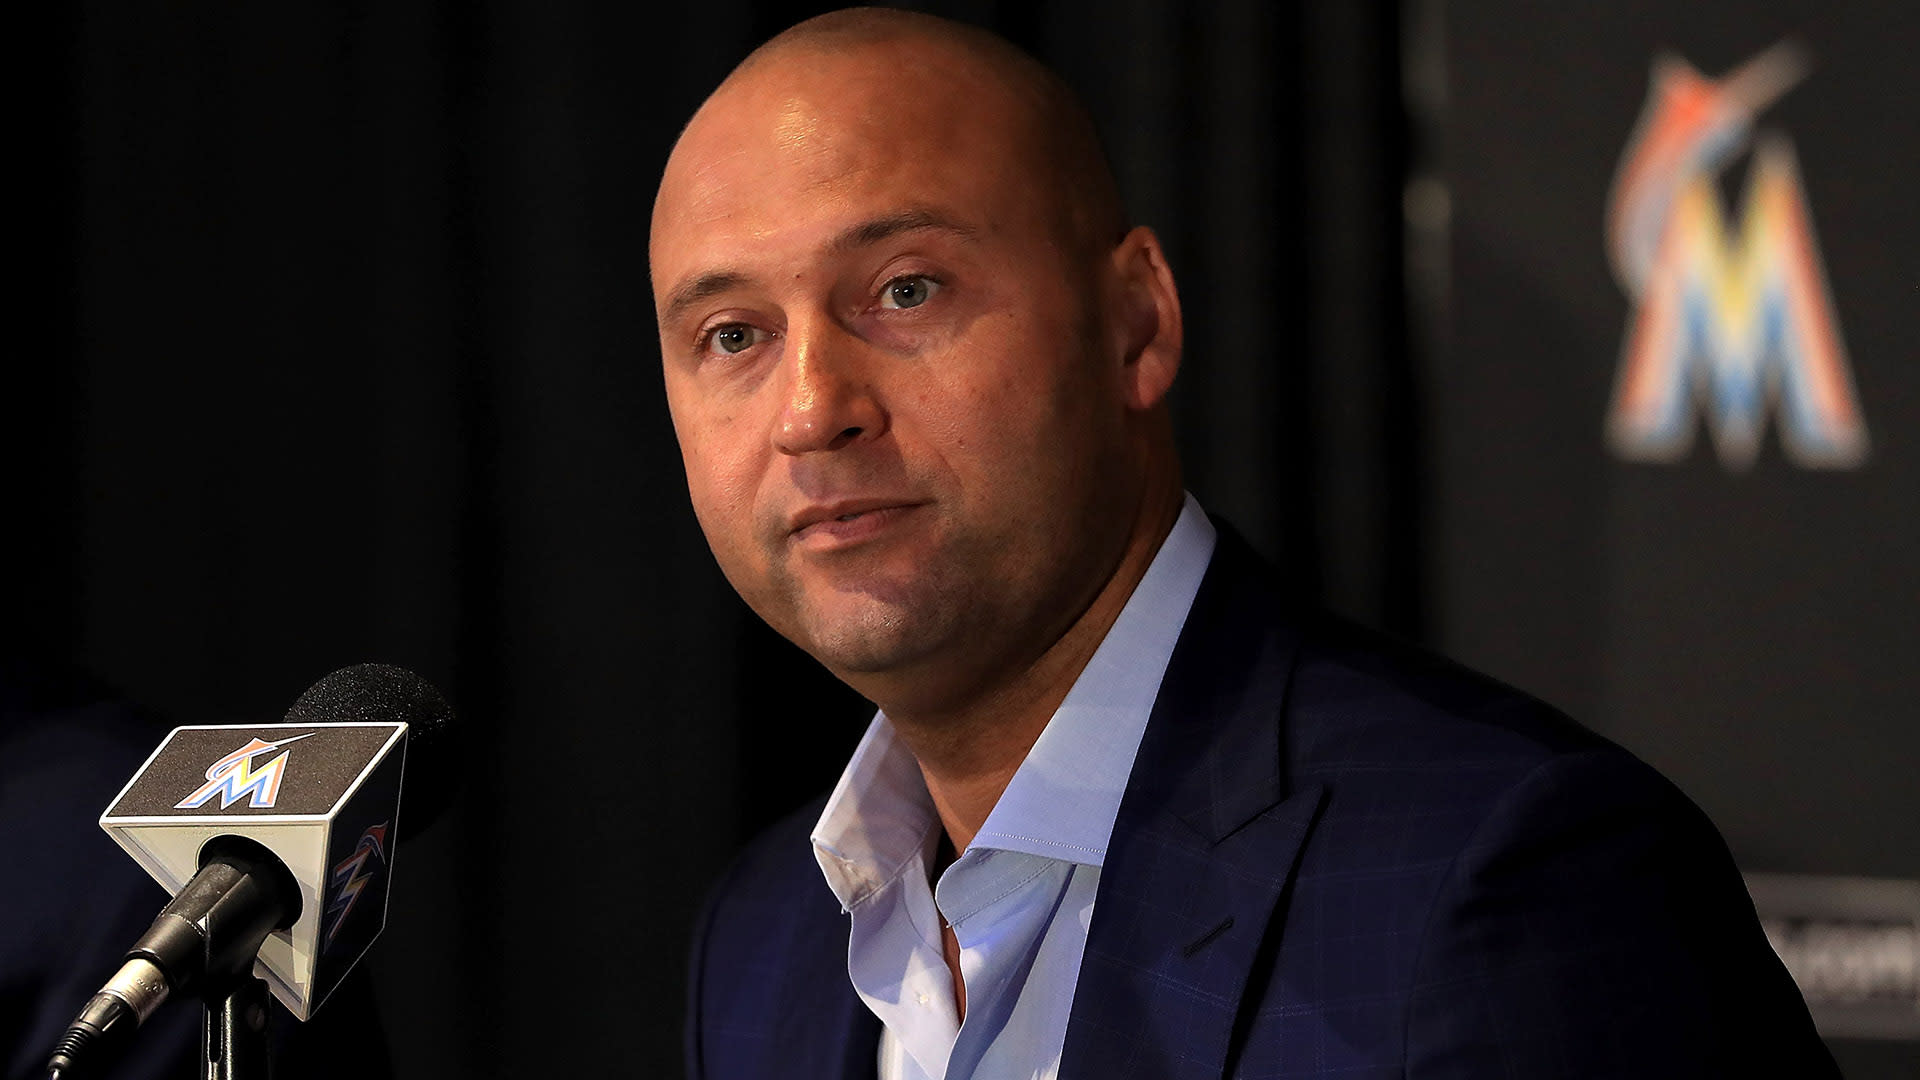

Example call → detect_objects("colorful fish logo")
174 732 315 810
1606 42 1867 469
325 822 390 950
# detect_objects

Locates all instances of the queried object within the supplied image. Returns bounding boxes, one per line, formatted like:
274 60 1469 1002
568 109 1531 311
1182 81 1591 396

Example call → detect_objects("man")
652 9 1834 1079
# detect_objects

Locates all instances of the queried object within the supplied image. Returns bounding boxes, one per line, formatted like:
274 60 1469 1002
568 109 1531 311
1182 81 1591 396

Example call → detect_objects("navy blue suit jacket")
686 530 1836 1078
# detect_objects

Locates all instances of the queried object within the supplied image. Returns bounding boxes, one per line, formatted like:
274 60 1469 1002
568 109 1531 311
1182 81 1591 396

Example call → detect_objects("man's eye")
879 276 939 310
707 324 763 355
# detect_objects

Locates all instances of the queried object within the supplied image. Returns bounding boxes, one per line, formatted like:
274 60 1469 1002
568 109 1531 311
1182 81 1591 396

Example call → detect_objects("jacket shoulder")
1185 542 1831 1076
1288 609 1614 775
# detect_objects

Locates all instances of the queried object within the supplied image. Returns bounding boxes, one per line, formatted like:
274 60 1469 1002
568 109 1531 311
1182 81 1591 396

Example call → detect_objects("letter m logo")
175 733 312 810
1605 46 1868 470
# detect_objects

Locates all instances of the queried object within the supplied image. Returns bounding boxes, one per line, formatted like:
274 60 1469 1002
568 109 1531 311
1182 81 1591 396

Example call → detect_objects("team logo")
174 732 316 810
1605 42 1867 469
325 822 390 950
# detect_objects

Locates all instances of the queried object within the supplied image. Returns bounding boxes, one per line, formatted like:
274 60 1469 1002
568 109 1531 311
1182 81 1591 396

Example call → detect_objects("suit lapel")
770 906 880 1080
1062 529 1327 1079
823 996 881 1080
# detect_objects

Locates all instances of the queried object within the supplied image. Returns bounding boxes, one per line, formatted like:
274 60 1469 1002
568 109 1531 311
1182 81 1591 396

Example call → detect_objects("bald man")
653 9 1833 1080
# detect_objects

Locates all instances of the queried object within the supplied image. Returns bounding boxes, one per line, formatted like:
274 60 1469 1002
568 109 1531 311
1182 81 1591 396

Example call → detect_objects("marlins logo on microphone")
1605 41 1868 470
174 732 316 810
325 823 390 950
102 717 413 1018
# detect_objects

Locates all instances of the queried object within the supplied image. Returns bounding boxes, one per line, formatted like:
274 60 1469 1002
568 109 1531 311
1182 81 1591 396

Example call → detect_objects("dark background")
14 0 1915 1077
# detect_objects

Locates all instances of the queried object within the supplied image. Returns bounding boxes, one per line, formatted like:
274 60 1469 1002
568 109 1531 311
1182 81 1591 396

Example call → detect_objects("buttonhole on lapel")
1182 917 1234 958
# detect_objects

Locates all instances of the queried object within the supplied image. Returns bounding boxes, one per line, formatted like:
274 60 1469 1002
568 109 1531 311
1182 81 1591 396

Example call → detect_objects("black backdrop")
19 1 1914 1077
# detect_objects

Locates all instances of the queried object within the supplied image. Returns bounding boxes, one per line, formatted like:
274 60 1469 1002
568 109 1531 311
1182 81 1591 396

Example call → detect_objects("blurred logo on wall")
1605 43 1868 470
1747 873 1920 1040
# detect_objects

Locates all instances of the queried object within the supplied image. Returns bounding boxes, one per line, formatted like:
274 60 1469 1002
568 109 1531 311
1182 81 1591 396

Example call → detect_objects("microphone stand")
202 976 272 1080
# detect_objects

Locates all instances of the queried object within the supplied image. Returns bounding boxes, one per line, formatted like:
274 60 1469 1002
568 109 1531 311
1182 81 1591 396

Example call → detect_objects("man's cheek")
680 426 748 497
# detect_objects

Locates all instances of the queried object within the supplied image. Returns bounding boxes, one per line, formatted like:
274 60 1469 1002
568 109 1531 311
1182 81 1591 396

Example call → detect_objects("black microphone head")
283 664 461 839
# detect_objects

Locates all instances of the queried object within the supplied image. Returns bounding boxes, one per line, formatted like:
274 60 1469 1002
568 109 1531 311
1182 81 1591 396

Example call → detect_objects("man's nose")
773 315 887 455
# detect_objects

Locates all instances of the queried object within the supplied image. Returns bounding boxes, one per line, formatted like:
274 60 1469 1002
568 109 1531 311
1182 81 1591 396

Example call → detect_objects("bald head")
658 7 1127 262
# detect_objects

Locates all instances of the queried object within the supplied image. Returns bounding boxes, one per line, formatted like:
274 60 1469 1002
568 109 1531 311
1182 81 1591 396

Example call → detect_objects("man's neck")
886 478 1185 854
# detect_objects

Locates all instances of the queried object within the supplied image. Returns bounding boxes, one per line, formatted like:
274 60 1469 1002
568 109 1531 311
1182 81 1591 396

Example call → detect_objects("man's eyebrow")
660 211 978 328
828 208 980 256
661 270 755 328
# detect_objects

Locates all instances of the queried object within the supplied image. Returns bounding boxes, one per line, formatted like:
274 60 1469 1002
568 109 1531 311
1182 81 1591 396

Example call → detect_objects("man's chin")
794 599 952 680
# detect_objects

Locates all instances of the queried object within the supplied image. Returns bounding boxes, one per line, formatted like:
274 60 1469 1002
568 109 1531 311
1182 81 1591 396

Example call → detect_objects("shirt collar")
971 494 1214 865
812 495 1216 907
811 714 939 912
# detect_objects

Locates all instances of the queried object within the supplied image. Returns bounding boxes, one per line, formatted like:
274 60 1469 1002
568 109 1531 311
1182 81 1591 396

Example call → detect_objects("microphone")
44 664 456 1079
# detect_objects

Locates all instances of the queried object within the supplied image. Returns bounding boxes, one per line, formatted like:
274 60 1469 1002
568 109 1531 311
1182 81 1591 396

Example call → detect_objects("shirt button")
916 992 929 1006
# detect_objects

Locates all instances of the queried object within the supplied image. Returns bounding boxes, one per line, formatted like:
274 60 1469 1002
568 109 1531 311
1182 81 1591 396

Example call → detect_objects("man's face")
651 45 1139 708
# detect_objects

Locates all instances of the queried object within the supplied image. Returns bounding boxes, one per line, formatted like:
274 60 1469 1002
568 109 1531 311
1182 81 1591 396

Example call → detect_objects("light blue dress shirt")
810 495 1217 1080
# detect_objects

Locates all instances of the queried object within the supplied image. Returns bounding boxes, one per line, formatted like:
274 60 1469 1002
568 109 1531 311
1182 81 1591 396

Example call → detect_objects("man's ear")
1108 225 1183 411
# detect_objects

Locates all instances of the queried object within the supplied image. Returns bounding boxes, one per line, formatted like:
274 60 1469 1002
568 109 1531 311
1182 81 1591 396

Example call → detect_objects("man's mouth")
788 501 927 547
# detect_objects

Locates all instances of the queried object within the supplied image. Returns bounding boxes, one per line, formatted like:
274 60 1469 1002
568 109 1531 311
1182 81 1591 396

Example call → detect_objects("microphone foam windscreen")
282 664 460 839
